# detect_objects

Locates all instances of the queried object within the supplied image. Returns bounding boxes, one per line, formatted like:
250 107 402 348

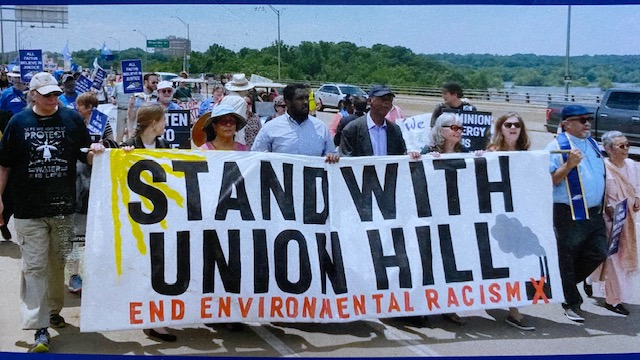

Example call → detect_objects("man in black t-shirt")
0 72 105 353
430 82 476 128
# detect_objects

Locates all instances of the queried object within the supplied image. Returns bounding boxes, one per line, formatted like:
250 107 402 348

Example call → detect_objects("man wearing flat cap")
545 104 607 323
0 72 105 352
339 85 407 157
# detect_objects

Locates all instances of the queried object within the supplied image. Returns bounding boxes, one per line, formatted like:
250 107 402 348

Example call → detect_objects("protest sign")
18 49 43 83
397 113 431 151
76 75 94 94
92 68 108 90
97 103 118 139
163 110 192 149
178 100 201 124
87 108 109 136
81 150 561 332
121 59 143 94
608 198 628 256
442 110 493 151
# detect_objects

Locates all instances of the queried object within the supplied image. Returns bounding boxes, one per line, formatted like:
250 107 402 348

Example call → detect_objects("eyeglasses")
569 116 590 124
42 92 61 98
503 122 521 129
159 89 173 94
216 119 237 127
615 143 630 150
444 125 464 132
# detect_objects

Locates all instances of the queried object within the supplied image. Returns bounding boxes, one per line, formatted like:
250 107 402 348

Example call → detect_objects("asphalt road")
1 97 639 357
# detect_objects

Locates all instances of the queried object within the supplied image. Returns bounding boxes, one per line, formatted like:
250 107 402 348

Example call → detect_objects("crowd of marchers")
0 64 638 353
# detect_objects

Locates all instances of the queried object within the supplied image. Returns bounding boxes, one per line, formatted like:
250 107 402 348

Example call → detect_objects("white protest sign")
81 150 561 331
397 113 431 152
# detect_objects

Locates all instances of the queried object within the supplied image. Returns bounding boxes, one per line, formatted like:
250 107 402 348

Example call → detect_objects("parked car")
315 83 368 111
156 72 180 82
545 88 640 146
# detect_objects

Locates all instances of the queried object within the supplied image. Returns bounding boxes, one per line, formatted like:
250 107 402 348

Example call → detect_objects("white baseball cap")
29 72 62 95
157 80 174 91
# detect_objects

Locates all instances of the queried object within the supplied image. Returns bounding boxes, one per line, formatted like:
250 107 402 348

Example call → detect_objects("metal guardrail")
286 79 603 106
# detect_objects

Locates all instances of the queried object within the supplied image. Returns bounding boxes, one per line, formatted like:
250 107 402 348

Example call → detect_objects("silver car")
314 83 367 111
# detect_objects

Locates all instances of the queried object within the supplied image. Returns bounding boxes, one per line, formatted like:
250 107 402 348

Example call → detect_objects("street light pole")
268 5 281 80
133 29 148 66
17 25 34 50
564 5 571 99
133 29 148 53
171 16 190 73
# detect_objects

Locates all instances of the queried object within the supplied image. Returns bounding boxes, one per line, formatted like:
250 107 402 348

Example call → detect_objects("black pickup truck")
545 88 640 146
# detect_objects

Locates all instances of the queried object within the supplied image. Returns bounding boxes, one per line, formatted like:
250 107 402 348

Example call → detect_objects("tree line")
36 41 640 90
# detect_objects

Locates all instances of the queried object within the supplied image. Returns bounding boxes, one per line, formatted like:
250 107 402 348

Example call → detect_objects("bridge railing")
294 80 603 106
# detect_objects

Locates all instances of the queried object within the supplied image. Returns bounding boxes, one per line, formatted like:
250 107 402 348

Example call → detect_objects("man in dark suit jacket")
339 85 407 156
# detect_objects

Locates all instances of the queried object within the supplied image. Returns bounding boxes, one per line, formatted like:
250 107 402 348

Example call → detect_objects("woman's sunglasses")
444 125 464 132
503 122 521 129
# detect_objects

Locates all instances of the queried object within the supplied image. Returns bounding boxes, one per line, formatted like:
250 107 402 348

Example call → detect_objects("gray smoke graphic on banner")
490 214 546 258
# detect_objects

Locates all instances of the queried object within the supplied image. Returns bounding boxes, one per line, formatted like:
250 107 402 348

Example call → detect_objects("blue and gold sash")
556 132 602 220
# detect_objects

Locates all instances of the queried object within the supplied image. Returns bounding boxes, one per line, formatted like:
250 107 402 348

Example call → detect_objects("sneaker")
564 308 585 322
605 303 630 316
505 315 535 331
29 328 49 353
49 314 66 328
68 274 82 293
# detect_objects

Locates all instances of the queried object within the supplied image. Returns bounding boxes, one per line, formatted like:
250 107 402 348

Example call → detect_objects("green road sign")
147 39 169 48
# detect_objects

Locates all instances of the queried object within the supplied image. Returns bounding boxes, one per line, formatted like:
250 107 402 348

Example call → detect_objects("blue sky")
1 5 639 57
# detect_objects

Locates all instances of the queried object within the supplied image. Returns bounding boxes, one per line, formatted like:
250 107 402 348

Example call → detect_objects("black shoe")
0 225 11 240
605 303 630 316
505 315 535 331
563 307 585 322
143 328 177 342
49 314 66 328
583 283 593 298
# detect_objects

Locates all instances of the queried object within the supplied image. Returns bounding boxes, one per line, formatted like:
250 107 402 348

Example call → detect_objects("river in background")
499 82 639 96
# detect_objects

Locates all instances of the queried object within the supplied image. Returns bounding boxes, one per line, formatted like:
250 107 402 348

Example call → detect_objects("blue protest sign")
18 49 43 83
87 108 109 136
92 68 107 90
121 59 143 94
75 75 94 94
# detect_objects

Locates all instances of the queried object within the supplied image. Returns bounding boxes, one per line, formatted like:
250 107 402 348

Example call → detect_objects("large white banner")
81 150 562 332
